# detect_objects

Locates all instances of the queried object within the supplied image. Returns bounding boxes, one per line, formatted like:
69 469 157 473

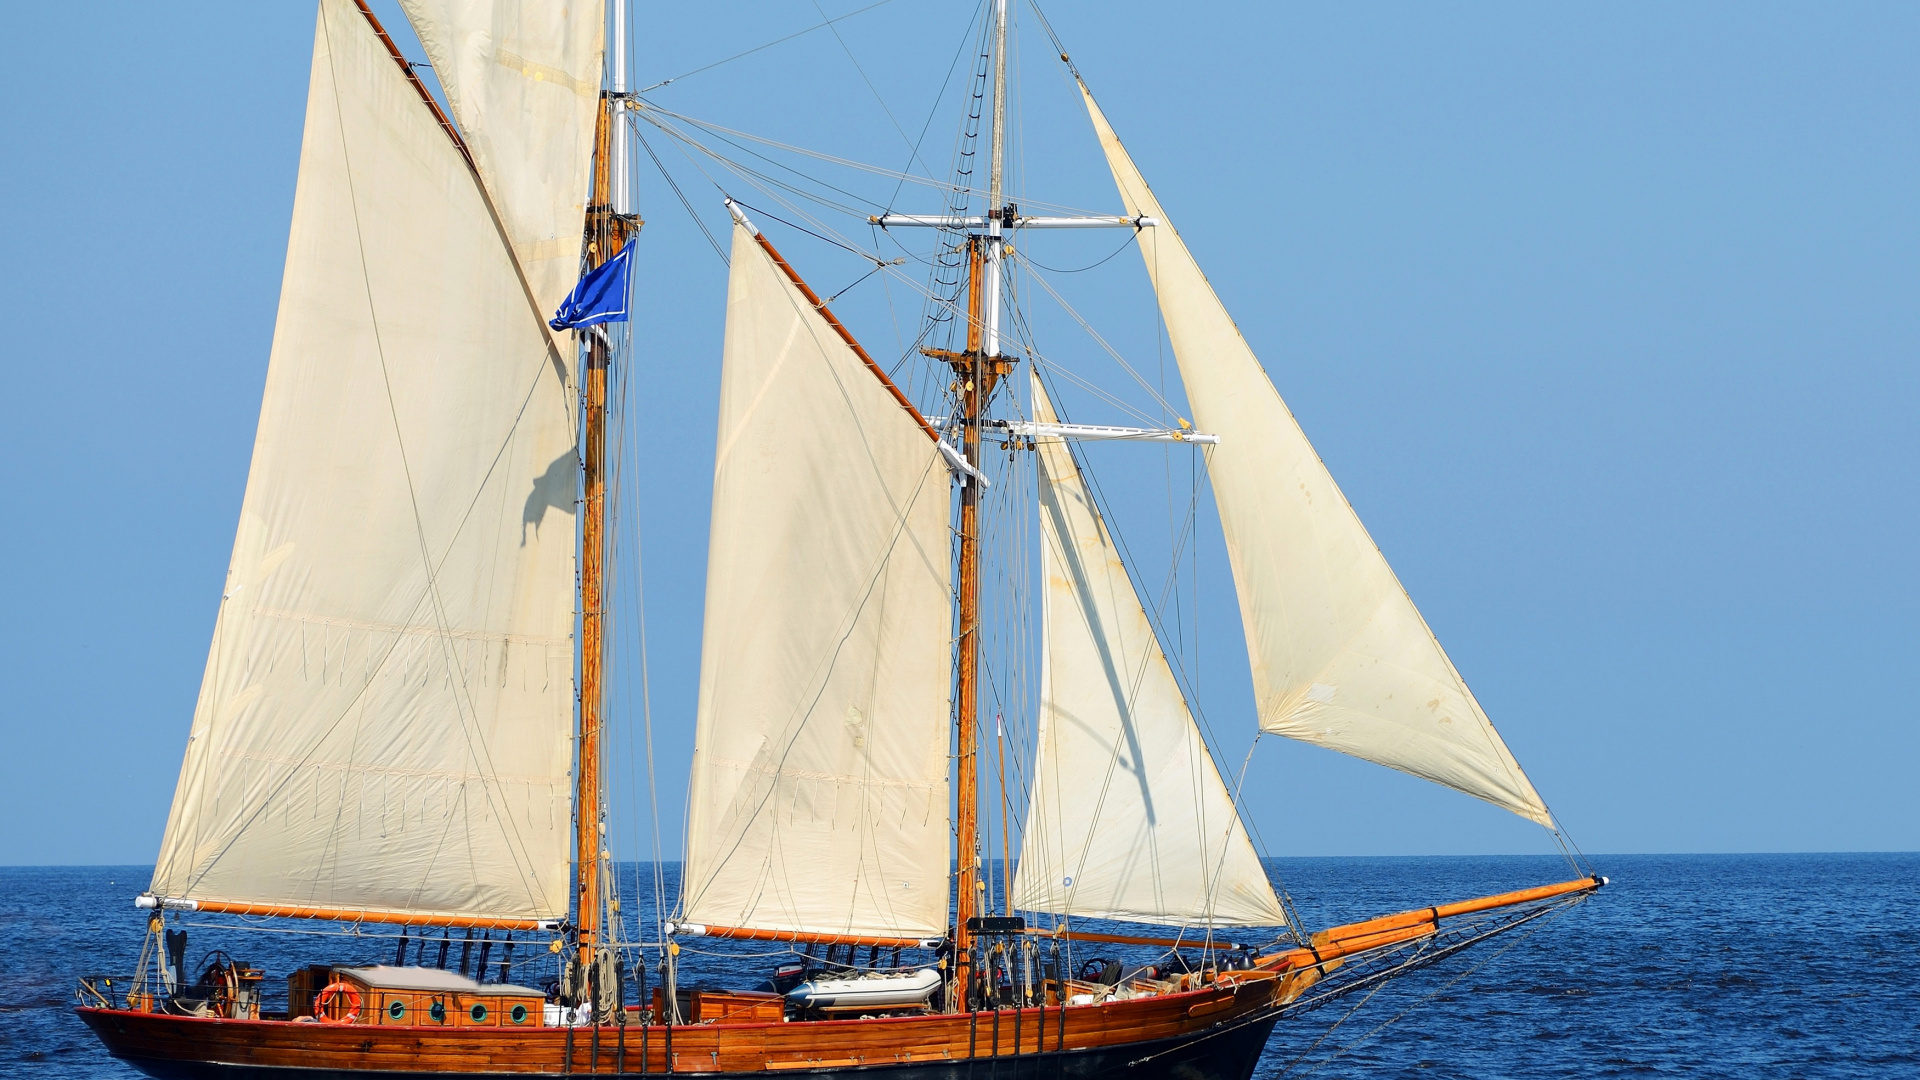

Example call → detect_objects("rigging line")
638 103 1021 210
634 0 903 95
638 113 886 250
649 120 988 390
616 351 671 938
809 0 934 176
640 109 890 220
887 0 983 208
632 122 728 265
1201 733 1279 928
1024 0 1081 82
1017 230 1140 274
874 222 908 358
1016 252 1184 420
1282 906 1574 1079
1024 350 1160 427
734 199 899 272
689 151 971 332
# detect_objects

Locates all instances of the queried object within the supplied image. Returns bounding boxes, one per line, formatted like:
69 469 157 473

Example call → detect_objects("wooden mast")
952 237 986 1010
576 80 637 968
924 237 1015 1010
950 0 1011 1009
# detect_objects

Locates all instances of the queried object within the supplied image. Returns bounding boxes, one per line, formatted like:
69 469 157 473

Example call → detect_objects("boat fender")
315 981 361 1024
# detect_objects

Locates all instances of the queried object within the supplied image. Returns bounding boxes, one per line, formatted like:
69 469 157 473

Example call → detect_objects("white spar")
871 213 1158 230
1002 420 1217 444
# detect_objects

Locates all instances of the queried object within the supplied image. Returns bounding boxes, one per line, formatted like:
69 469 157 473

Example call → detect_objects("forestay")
1013 377 1286 928
1081 84 1553 828
680 223 952 941
149 0 579 922
398 0 605 316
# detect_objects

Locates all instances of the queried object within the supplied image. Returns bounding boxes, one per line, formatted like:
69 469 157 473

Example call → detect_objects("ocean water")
3 854 1914 1078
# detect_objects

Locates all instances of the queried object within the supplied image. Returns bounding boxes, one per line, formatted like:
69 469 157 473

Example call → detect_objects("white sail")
1081 84 1552 828
680 223 953 941
1012 376 1286 928
148 0 578 922
397 0 604 313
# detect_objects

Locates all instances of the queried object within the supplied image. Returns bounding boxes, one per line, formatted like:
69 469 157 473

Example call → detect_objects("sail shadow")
522 451 578 545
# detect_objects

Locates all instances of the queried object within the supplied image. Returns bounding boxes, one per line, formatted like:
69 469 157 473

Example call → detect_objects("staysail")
397 0 605 315
1013 376 1286 927
679 222 952 941
148 0 579 923
1081 83 1552 827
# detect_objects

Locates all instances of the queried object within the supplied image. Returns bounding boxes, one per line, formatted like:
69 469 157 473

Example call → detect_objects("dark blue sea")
4 854 1915 1078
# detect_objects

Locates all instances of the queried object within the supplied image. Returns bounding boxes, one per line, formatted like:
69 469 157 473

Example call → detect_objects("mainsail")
1081 84 1553 828
1013 376 1286 927
679 222 952 941
148 0 581 922
397 0 606 315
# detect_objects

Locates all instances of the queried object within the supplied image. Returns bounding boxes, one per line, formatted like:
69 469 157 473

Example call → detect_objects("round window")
470 1002 489 1023
429 1000 446 1023
510 1003 529 1024
387 1000 406 1021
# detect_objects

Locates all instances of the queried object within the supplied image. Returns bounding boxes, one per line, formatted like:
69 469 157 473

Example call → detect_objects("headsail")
397 0 605 314
1013 376 1286 927
149 0 579 922
679 223 952 941
1080 83 1552 828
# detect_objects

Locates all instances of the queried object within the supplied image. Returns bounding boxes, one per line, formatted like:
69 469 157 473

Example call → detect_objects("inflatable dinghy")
784 968 942 1011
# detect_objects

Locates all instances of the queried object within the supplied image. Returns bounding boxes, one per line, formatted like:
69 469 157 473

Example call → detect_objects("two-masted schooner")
77 1 1602 1077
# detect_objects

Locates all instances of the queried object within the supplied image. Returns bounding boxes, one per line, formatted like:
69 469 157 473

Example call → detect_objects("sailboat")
77 1 1603 1077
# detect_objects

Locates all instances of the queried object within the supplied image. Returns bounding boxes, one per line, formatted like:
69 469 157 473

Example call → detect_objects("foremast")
574 0 639 1001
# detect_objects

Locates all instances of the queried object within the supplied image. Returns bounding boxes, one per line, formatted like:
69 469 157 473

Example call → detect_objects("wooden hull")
77 978 1280 1080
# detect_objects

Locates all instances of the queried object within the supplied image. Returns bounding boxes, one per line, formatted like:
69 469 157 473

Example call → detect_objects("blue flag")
548 239 634 331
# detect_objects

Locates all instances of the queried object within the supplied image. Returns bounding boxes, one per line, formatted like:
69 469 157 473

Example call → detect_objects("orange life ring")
315 981 361 1024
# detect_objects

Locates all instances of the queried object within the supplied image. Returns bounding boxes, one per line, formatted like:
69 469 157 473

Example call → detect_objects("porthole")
387 1000 406 1021
510 1003 529 1024
429 1000 446 1023
470 1002 489 1023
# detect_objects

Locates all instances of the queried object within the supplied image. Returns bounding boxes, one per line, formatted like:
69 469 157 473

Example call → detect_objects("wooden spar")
349 0 474 172
1027 928 1261 951
950 236 989 1011
1314 874 1602 945
675 924 931 950
744 228 938 443
157 899 550 932
1253 875 1603 973
577 87 639 955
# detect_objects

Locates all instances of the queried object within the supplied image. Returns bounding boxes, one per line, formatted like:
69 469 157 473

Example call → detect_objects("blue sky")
1 2 1914 867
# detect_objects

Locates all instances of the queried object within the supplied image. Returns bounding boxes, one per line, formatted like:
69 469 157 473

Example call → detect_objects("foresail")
1080 83 1553 828
680 223 952 941
397 0 604 315
1013 376 1286 928
148 0 578 922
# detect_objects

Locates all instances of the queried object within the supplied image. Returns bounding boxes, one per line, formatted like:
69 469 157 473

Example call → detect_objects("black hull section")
97 1014 1279 1080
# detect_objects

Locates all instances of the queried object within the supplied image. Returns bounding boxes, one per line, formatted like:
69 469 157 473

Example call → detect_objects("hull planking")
77 977 1281 1080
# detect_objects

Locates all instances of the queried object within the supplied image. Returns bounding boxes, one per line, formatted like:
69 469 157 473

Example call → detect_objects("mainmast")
945 0 1010 1011
871 0 1164 1006
575 0 637 994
